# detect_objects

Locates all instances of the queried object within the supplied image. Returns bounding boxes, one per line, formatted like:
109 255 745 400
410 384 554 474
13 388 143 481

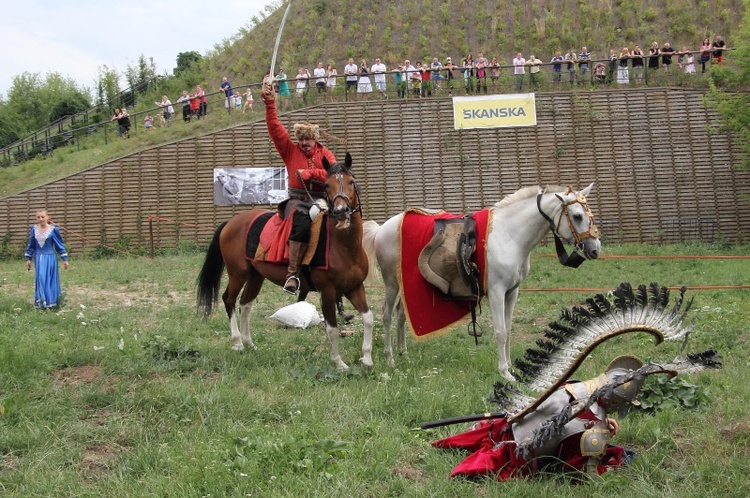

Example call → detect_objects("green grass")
0 244 748 496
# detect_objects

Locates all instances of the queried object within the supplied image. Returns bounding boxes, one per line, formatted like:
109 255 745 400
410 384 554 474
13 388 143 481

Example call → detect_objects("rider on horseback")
261 82 337 295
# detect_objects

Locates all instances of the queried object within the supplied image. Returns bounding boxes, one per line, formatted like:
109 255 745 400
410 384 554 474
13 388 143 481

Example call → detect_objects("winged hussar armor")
430 283 722 480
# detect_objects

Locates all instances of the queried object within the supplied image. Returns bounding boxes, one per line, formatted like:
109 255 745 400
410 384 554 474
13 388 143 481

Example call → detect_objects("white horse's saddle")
417 216 482 300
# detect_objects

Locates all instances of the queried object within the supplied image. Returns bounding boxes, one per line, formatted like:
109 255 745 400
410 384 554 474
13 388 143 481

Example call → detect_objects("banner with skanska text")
453 93 537 130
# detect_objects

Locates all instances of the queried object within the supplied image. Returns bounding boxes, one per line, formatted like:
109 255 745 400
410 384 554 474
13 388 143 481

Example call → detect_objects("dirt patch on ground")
80 443 119 477
3 281 191 311
54 365 105 385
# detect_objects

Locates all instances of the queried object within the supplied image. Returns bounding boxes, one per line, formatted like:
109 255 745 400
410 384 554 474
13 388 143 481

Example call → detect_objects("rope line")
146 215 216 232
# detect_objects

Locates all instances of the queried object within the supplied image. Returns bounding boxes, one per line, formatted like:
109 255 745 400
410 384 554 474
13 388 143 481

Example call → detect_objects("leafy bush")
635 375 709 412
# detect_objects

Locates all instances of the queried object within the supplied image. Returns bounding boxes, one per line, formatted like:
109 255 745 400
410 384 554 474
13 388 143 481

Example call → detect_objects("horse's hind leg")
395 298 407 355
381 279 401 366
222 275 246 351
237 273 264 350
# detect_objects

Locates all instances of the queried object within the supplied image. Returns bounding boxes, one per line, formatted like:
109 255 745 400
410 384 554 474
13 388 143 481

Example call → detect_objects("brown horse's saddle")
417 216 483 301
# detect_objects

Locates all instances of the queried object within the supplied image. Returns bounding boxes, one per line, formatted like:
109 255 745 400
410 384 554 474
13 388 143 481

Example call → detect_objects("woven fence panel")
1 88 749 254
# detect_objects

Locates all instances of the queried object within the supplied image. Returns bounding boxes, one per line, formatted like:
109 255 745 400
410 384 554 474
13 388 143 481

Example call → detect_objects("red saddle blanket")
255 213 293 263
246 210 329 269
399 208 491 338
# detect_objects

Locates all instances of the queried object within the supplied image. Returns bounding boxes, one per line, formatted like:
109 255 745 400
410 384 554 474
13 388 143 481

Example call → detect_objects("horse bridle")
327 171 362 220
537 187 600 268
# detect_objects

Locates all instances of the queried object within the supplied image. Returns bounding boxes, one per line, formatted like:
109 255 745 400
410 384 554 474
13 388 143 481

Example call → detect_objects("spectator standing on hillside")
712 36 726 65
527 54 542 90
220 76 233 110
419 61 433 97
617 47 631 84
176 90 191 122
462 53 475 94
344 58 359 100
394 63 406 98
631 45 645 83
295 68 308 101
564 48 578 88
195 85 207 118
577 46 591 84
648 42 661 72
661 42 676 74
242 87 254 113
430 57 445 91
607 49 618 83
475 52 488 93
189 92 200 117
372 57 388 99
564 48 577 87
699 38 712 73
357 60 373 97
157 95 174 125
684 50 696 74
489 57 501 91
444 57 456 95
513 52 526 92
144 113 154 130
25 209 69 309
551 51 564 88
326 64 337 101
111 107 130 139
410 61 423 97
313 61 327 98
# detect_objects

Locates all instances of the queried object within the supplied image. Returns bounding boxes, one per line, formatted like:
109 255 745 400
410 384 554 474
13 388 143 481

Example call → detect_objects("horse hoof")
231 343 245 351
358 357 374 369
335 362 350 372
386 357 395 368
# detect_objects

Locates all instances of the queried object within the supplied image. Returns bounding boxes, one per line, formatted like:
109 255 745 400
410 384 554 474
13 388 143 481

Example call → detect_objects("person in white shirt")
313 61 327 98
371 57 388 99
513 53 526 92
344 57 359 100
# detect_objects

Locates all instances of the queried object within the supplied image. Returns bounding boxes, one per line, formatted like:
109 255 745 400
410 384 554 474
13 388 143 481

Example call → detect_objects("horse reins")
536 187 599 268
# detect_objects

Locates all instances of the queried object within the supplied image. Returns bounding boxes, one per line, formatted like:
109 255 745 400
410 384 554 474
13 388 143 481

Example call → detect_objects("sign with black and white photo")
213 167 288 205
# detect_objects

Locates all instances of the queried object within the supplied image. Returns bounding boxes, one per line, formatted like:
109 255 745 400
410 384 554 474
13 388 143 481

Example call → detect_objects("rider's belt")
289 188 325 200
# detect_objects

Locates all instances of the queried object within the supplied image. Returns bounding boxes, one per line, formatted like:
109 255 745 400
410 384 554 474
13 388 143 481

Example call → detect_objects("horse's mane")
326 163 353 177
493 185 568 209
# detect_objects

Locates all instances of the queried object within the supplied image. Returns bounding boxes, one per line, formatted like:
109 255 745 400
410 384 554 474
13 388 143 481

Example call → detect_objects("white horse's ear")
581 182 594 196
555 193 564 202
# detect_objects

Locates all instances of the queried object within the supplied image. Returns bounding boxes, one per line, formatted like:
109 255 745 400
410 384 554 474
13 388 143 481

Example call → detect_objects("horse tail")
362 220 382 286
196 221 228 317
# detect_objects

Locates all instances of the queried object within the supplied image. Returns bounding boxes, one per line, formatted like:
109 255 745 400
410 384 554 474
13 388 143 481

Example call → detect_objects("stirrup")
283 276 300 295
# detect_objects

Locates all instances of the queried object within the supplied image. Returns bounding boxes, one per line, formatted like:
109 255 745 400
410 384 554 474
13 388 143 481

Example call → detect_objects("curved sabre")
269 0 293 79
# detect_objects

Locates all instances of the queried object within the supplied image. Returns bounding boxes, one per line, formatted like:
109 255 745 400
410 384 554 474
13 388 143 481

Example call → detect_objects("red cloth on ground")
399 208 490 338
433 415 628 481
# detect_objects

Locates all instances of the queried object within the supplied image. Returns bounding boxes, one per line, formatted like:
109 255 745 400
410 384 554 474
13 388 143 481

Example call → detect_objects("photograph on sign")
213 167 288 205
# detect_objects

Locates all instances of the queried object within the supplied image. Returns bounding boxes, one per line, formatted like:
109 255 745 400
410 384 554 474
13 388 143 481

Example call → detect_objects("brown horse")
197 153 374 370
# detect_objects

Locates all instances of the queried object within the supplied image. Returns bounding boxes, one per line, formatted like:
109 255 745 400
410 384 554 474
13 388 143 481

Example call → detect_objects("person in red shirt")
260 82 337 294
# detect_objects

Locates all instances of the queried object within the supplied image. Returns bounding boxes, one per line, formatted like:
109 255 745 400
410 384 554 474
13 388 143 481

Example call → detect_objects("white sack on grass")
269 301 324 329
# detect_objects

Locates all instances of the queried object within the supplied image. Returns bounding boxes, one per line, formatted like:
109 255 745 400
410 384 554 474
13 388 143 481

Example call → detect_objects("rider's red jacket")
264 99 336 192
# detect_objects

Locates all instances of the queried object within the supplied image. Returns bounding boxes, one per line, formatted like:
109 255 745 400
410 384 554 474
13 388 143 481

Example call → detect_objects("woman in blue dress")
24 209 69 309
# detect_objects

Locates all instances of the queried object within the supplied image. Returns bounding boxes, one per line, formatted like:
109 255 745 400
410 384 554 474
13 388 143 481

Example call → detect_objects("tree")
174 51 203 75
97 65 122 109
3 71 92 137
125 54 158 94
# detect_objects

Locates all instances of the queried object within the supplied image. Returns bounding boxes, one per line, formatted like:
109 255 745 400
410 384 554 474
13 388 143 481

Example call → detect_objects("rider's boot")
283 241 308 295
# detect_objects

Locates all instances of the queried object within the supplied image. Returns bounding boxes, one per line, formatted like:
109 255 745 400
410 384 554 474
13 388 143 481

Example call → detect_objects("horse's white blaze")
362 185 600 379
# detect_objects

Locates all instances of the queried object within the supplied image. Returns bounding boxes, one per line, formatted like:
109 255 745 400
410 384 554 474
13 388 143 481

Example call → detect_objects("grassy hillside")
203 0 745 84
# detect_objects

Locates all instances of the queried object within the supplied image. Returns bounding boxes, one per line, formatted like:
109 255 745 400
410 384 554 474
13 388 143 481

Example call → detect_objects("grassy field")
0 243 748 497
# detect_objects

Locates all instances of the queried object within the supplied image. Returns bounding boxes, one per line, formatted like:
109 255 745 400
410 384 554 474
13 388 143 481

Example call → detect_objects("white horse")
362 184 601 380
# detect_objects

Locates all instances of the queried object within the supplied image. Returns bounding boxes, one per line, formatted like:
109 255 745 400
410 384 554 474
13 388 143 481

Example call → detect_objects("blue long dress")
24 224 68 309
